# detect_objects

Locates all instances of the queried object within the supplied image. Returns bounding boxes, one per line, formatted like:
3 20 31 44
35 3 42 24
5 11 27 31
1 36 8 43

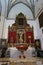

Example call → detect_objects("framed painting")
1 39 7 46
35 39 41 50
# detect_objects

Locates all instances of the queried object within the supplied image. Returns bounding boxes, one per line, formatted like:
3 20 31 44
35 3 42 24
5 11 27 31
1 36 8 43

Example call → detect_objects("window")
18 18 24 26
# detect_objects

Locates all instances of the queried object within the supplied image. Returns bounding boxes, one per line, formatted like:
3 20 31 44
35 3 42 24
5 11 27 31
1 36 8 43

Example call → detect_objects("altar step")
0 57 43 65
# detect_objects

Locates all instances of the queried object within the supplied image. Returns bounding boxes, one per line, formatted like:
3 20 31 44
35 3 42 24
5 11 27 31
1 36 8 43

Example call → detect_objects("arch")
7 2 34 19
8 3 33 19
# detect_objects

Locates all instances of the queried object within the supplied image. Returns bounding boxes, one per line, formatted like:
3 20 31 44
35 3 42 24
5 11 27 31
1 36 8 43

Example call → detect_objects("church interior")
0 0 43 65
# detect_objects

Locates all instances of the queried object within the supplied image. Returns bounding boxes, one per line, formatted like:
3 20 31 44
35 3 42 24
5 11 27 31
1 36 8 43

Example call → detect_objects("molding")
6 17 34 20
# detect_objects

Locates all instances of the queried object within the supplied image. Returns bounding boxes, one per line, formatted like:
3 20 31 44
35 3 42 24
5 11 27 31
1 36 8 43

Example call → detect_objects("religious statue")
19 32 23 43
19 32 24 43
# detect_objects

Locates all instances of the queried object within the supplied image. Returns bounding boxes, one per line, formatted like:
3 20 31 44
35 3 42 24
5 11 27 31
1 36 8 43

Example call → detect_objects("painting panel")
35 39 41 50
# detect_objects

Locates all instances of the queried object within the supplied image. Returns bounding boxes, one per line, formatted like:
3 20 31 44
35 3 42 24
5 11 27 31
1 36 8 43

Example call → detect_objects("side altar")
8 12 34 58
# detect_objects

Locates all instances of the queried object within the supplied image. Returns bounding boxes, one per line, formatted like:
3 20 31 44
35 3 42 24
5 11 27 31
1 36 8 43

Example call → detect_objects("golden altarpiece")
0 13 43 65
8 12 34 58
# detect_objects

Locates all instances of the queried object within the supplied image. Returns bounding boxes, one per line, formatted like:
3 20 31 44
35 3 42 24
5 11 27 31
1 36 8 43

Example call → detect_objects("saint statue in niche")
19 33 23 43
18 31 24 43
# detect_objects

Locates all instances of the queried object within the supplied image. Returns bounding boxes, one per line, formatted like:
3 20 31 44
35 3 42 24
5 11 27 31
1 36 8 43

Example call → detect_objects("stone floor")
0 57 43 65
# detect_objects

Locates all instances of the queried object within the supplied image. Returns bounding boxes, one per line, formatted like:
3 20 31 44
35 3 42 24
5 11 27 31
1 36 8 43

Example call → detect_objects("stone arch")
7 1 34 18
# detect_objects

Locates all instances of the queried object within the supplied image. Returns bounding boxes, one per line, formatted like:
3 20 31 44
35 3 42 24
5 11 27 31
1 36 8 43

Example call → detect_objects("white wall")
0 20 1 38
2 19 14 39
39 27 43 49
0 0 6 38
0 15 5 38
0 21 2 38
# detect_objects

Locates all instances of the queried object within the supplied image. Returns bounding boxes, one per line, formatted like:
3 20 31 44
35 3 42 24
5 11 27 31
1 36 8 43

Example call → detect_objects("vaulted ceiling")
0 0 43 20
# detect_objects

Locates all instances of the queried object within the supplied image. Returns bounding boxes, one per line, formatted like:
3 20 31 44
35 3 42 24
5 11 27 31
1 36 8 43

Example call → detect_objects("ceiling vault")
7 0 35 19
